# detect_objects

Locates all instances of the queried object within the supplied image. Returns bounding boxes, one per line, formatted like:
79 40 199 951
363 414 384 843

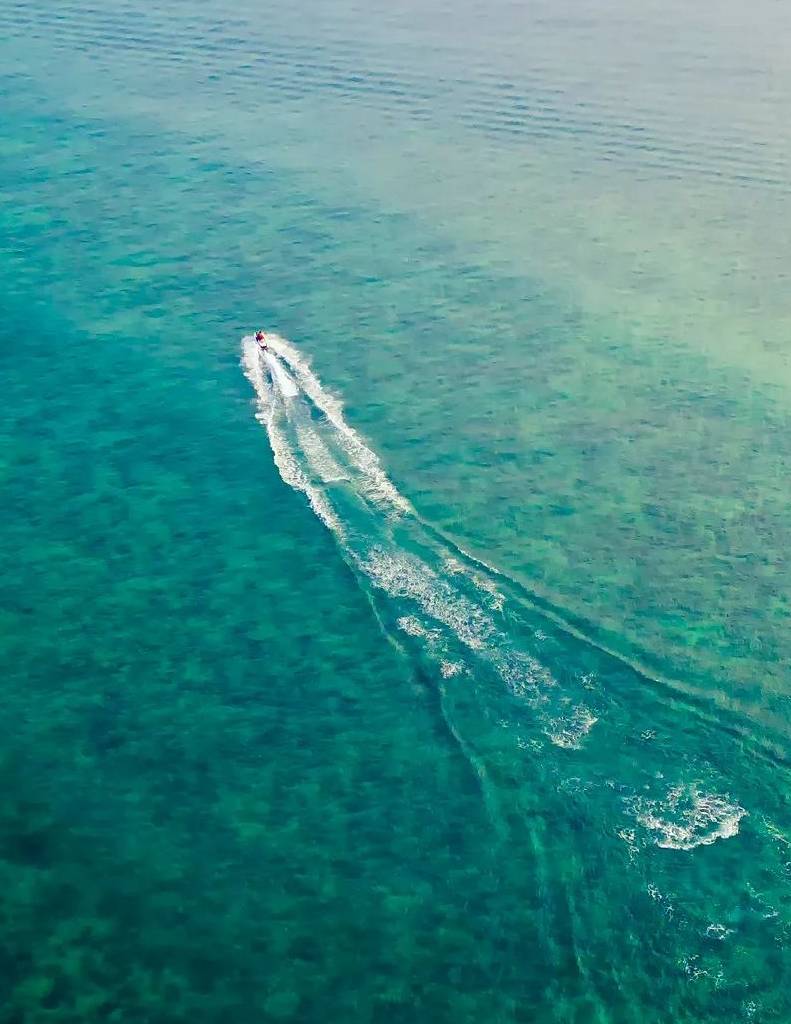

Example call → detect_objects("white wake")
241 332 746 854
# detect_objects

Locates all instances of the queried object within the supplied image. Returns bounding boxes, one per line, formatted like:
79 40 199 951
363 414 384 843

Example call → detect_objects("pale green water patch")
2 2 791 1021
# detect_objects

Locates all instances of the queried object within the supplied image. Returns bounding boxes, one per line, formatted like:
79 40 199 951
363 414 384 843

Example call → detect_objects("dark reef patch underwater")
2 0 791 1020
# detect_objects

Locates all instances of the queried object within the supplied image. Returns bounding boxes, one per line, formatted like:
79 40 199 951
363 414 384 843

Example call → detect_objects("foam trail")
629 785 747 851
263 349 299 398
241 337 342 534
266 333 412 514
241 333 746 856
241 334 595 742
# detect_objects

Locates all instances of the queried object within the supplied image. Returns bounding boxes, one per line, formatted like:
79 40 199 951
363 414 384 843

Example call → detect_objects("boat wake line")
242 335 596 745
241 333 749 854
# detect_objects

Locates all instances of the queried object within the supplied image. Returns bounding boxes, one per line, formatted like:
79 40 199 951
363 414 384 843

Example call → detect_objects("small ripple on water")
4 1 790 192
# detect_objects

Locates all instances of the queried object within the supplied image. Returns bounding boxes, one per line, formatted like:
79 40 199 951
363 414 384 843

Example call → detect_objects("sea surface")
1 0 790 1021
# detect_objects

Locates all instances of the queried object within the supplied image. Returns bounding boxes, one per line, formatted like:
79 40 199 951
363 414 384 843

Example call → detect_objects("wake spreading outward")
241 333 749 856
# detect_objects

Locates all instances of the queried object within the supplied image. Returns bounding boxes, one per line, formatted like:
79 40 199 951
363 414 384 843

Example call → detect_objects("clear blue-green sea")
2 0 790 1020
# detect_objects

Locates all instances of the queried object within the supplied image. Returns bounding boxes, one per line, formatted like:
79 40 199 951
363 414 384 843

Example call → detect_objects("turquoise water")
1 1 790 1020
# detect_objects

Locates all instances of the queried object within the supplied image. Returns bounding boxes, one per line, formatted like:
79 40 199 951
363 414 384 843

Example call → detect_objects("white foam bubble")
631 784 747 851
241 337 343 536
269 334 411 514
268 411 343 536
516 735 544 753
645 882 676 917
444 556 505 610
473 575 505 612
397 615 428 637
680 954 710 980
544 704 599 749
359 548 497 651
497 650 557 704
617 827 639 861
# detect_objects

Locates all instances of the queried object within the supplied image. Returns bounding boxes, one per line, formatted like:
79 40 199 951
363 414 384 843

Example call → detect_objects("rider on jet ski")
255 330 269 351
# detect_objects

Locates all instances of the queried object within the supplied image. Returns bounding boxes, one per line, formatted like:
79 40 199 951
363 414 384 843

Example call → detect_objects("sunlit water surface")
1 1 790 1021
